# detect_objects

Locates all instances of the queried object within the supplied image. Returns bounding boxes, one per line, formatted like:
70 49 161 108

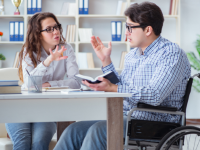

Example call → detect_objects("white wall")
181 0 200 118
0 0 200 118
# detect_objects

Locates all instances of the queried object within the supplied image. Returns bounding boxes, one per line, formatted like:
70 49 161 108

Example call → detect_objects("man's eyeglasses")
126 23 148 33
40 24 61 33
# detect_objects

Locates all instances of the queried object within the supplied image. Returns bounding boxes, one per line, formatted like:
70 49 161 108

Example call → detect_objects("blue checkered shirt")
102 36 191 123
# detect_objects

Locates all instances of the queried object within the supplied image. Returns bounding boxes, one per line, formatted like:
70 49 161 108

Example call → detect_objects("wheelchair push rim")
156 126 200 150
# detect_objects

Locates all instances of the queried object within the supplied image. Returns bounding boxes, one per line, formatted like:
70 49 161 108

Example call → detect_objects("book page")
75 74 94 81
43 86 69 90
94 71 112 81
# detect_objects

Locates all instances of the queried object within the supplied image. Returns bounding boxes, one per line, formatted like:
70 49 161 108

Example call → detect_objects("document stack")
78 28 93 42
111 21 122 41
9 21 24 41
0 80 21 94
116 1 127 15
169 0 179 15
60 3 76 15
27 0 42 14
77 53 95 69
79 0 88 14
119 51 128 69
13 52 20 68
65 25 76 42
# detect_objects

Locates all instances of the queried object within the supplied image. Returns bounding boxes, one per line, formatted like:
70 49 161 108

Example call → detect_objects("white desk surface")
0 91 129 150
0 91 131 123
0 91 132 100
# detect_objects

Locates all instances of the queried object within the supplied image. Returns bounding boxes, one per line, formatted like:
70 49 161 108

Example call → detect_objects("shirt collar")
143 36 162 56
135 36 162 57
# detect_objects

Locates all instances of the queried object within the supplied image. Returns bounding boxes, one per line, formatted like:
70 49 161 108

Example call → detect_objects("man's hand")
42 82 51 87
90 36 112 67
43 45 68 67
82 77 118 92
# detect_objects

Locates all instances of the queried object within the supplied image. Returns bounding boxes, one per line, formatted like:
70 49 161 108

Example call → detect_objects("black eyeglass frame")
40 24 61 33
125 23 148 33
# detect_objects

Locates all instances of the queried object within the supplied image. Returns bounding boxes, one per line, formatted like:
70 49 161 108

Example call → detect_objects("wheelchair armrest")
137 102 178 111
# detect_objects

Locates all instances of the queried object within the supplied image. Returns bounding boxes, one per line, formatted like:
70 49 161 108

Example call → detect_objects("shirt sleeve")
118 48 187 106
22 50 53 88
48 44 81 89
102 62 126 88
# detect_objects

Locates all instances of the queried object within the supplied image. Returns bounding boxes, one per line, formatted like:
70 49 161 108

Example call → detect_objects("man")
54 2 191 150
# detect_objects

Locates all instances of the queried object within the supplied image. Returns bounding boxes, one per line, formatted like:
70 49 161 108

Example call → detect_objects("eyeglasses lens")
47 24 61 33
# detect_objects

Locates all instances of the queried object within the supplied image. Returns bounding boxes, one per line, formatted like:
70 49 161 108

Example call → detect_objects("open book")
42 86 69 92
61 89 104 94
75 71 119 84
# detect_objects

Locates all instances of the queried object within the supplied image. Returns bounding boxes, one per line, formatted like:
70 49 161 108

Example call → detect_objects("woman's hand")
91 36 112 67
43 45 68 67
42 82 51 87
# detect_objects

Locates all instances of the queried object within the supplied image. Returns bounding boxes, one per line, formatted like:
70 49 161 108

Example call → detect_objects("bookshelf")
0 0 181 78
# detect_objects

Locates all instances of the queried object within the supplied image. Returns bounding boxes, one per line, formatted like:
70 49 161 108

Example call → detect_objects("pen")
25 68 40 92
61 46 64 56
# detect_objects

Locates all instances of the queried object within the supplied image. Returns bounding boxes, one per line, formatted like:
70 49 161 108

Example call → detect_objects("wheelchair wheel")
156 126 200 150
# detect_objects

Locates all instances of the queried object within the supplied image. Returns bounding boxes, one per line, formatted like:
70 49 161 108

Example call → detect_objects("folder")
19 21 24 41
84 0 88 14
37 0 42 12
116 1 123 15
32 0 37 14
111 21 117 41
79 0 83 14
9 21 15 41
27 0 32 14
116 21 122 41
14 22 19 41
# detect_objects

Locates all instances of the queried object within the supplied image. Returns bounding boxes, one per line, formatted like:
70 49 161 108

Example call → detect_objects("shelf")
67 42 76 44
79 15 179 19
2 14 178 19
0 0 181 70
79 15 126 18
26 14 76 18
164 15 179 18
0 15 24 18
53 15 76 18
78 41 128 44
0 41 24 44
79 68 123 71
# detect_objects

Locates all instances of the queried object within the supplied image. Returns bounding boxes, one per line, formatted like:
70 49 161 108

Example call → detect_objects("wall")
181 0 200 118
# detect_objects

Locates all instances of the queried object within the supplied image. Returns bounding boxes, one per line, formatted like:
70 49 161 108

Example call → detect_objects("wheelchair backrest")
181 78 193 114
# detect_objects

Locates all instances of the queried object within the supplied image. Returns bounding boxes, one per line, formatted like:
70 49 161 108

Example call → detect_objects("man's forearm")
102 57 112 67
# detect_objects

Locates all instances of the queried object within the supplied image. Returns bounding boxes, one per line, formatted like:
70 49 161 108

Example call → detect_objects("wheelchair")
124 73 200 150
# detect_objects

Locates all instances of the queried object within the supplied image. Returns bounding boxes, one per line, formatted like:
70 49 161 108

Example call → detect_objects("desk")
0 91 131 150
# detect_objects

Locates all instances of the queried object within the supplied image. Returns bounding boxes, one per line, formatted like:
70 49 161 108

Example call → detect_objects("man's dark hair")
124 2 164 36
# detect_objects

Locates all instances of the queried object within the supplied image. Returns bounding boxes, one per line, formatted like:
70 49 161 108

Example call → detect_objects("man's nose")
125 28 130 36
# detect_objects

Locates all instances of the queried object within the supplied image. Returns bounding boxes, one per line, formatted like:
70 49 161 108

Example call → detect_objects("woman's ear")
39 33 43 40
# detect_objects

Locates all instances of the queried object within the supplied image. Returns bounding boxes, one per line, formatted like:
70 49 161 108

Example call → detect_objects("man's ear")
145 26 153 36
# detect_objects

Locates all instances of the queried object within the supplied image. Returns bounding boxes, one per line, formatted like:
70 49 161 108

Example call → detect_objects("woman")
5 12 80 150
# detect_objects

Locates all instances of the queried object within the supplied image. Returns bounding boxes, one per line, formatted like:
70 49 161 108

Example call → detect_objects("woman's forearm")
43 56 52 67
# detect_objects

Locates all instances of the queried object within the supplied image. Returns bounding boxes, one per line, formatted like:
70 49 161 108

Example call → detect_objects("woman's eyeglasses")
40 24 61 33
126 23 148 33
